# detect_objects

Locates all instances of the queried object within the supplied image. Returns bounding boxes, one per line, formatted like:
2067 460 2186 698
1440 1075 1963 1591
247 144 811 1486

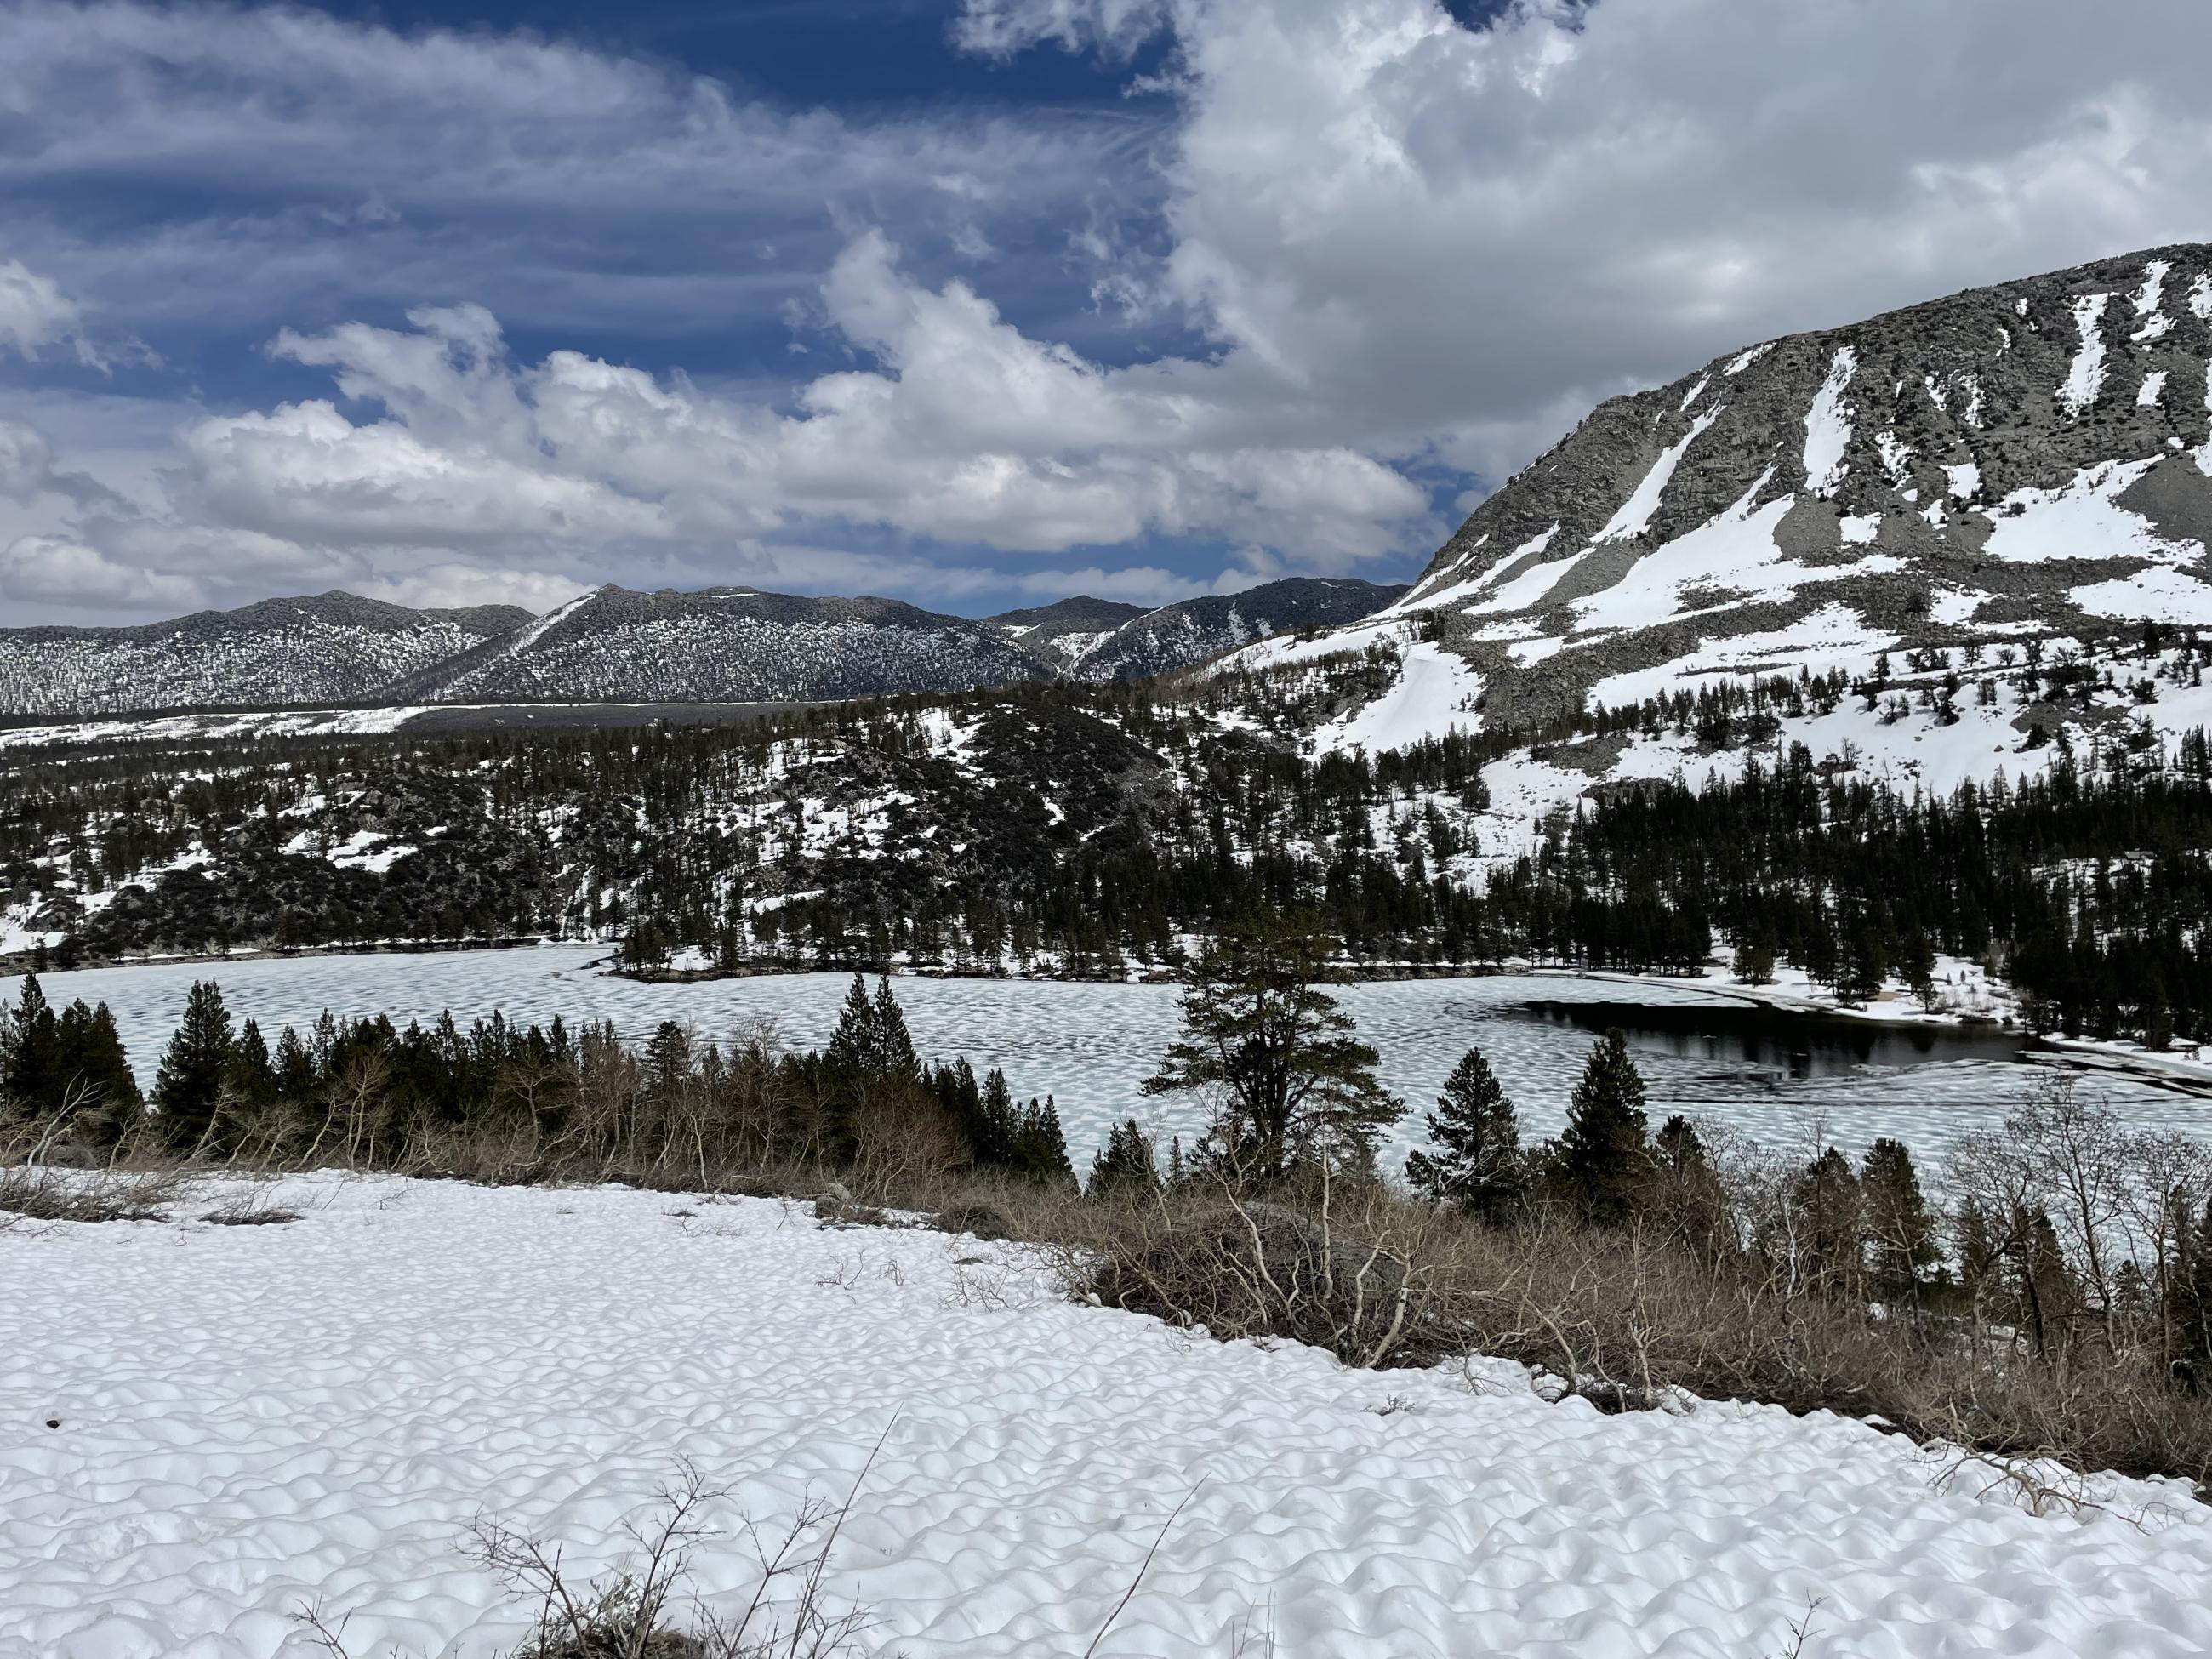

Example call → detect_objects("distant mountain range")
0 577 1406 717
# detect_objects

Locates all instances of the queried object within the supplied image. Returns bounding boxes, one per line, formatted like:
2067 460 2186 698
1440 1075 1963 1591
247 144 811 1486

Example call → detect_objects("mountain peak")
1366 243 2212 729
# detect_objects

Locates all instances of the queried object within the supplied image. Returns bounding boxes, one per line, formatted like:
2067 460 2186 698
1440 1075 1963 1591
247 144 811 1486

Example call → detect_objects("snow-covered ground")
9 949 2209 1172
3 1174 2207 1659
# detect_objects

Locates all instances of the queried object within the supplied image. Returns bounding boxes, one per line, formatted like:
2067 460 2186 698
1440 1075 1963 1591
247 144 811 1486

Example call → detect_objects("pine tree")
3 973 58 1107
2180 1199 2212 1382
1901 932 1939 1012
152 980 237 1154
2015 1206 2076 1360
1551 1029 1649 1226
273 1024 320 1102
1793 1146 1865 1289
1954 1199 2001 1310
824 973 877 1077
1143 907 1400 1183
1088 1119 1160 1200
1860 1137 1936 1305
642 1021 693 1098
227 1018 278 1118
976 1068 1018 1168
1403 1046 1522 1220
824 973 920 1089
870 976 920 1084
1648 1114 1728 1255
1017 1095 1075 1190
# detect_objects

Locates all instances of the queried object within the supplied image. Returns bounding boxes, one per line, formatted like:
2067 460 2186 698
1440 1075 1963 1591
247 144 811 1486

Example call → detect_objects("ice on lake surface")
10 944 2207 1171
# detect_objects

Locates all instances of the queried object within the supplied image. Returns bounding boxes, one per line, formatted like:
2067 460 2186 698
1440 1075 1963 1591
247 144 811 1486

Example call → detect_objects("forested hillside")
8 636 2210 1045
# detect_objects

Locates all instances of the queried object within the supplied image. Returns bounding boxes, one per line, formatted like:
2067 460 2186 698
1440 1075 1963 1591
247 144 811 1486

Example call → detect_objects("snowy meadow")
5 1172 2210 1659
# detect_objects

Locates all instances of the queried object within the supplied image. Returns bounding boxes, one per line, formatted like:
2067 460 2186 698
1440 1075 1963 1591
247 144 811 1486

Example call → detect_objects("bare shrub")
299 1455 881 1659
1074 1175 1465 1369
0 1162 192 1226
201 1177 303 1227
843 1092 966 1206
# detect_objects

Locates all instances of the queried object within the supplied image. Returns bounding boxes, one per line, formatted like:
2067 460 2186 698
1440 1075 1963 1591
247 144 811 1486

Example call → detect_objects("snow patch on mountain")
1594 408 1719 543
1983 460 2198 564
2073 565 2212 625
1314 641 1481 753
2058 292 2113 417
1802 346 1858 494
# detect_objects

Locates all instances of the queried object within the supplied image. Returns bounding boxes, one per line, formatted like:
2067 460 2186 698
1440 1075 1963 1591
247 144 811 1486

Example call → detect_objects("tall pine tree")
1143 907 1400 1183
153 980 237 1154
1551 1029 1649 1226
1861 1137 1936 1305
1404 1046 1523 1220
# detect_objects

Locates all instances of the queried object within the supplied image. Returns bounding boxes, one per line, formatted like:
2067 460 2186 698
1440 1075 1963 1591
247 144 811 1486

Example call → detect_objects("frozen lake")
10 945 2207 1172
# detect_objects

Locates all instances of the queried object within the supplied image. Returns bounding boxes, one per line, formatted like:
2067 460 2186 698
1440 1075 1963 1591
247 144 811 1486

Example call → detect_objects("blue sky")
0 0 2206 624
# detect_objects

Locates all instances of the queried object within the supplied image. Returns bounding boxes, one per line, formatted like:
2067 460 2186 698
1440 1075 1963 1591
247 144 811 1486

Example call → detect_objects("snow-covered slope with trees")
2 579 1410 719
386 585 1056 704
0 593 531 717
1062 578 1407 681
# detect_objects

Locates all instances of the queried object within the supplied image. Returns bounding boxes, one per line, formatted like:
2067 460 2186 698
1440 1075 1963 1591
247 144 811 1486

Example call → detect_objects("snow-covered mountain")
1227 245 2212 784
384 584 1056 705
986 596 1148 671
0 593 532 718
3 575 1411 719
1051 578 1409 681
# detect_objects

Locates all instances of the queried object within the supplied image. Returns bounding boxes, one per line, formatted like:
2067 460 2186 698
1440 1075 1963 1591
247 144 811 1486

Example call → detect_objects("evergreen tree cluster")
0 970 1074 1189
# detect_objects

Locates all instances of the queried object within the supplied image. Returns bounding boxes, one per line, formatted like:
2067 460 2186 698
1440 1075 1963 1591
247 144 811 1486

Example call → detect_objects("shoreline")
1534 966 2212 1099
12 943 2212 1101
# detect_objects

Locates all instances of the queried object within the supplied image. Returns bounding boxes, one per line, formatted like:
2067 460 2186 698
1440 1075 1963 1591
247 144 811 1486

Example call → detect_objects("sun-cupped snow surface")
5 1175 2209 1659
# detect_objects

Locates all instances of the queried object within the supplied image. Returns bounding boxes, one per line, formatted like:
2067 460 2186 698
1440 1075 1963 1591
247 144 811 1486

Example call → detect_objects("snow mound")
3 1176 2208 1658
